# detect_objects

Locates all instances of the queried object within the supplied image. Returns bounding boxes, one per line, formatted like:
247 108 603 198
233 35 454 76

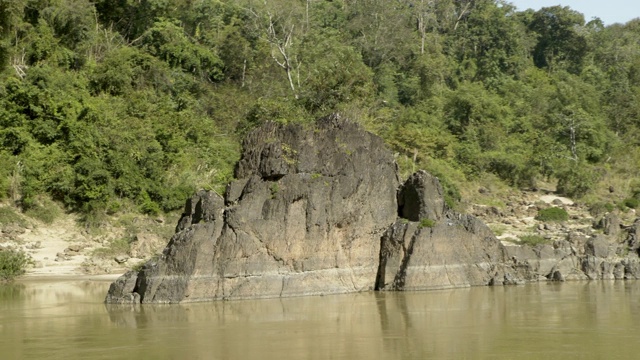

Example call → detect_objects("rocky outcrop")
376 171 511 291
107 115 640 304
107 115 401 303
502 226 640 282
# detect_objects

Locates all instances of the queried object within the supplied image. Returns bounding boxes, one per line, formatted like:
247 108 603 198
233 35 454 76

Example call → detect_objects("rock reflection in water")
3 280 640 359
104 293 389 359
375 287 506 359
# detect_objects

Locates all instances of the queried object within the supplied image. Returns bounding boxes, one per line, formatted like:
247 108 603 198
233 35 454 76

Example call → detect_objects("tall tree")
529 6 588 74
242 0 307 98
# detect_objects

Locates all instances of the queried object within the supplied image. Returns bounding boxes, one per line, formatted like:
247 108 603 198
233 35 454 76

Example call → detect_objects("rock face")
104 116 525 304
106 115 640 304
107 115 401 303
377 171 510 291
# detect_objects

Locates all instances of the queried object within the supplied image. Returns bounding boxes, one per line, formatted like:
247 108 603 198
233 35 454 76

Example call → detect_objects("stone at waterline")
376 171 511 291
105 115 514 304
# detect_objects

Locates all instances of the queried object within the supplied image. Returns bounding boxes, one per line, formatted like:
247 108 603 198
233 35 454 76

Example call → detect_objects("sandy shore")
1 213 129 280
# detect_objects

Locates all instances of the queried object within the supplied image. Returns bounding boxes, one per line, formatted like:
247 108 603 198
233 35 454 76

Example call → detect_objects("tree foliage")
0 0 638 220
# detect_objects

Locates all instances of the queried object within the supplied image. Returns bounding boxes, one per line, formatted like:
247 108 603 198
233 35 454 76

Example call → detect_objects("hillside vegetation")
1 0 640 222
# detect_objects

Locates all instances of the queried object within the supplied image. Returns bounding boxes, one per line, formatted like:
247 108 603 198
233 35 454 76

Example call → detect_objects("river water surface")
2 279 640 359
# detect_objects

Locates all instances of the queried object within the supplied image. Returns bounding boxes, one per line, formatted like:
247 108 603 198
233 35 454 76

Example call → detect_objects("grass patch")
474 197 506 209
516 234 548 247
24 197 62 224
0 249 32 281
501 237 520 244
130 260 148 272
535 207 569 222
78 209 111 229
0 207 28 227
418 218 436 229
489 224 507 236
92 237 131 259
130 254 161 272
116 213 145 239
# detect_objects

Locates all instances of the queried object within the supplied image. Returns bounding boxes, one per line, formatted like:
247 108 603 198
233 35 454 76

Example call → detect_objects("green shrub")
588 202 615 216
624 198 640 209
106 199 124 215
630 179 640 199
605 202 615 213
418 218 436 229
517 234 548 247
535 207 569 222
139 191 160 216
0 250 32 281
556 165 598 198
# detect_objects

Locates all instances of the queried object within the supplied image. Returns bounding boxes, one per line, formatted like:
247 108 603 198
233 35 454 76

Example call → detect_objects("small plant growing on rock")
270 183 280 198
281 143 298 165
535 207 569 222
418 218 436 229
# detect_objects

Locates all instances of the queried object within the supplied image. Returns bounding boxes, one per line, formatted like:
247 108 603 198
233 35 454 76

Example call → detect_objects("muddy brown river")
2 279 640 359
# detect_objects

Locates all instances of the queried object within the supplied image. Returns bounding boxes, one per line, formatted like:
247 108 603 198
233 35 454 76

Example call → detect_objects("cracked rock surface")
376 171 510 291
106 115 401 303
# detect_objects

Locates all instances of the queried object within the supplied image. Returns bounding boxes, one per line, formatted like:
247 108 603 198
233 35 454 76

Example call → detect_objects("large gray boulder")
107 115 400 303
376 171 511 291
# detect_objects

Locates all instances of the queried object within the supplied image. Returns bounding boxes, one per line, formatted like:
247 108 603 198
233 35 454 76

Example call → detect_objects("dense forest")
1 0 640 223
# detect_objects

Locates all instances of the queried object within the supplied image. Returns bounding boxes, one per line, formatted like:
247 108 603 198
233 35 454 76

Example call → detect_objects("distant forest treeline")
1 0 640 220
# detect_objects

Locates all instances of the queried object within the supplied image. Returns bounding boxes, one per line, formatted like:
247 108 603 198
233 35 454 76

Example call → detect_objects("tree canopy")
1 0 639 220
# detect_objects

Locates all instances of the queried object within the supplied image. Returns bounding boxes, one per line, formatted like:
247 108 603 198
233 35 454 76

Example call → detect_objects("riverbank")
0 204 178 280
2 181 636 283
